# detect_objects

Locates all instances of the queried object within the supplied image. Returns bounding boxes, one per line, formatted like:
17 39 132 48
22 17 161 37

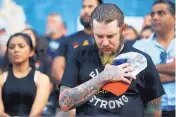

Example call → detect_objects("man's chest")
68 37 94 50
144 45 175 65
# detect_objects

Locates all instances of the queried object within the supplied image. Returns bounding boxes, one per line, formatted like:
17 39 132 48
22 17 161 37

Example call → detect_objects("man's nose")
152 13 160 21
84 7 90 14
102 38 109 46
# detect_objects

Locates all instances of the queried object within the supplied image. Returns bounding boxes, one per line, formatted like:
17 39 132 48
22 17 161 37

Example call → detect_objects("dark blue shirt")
56 31 94 59
46 36 65 61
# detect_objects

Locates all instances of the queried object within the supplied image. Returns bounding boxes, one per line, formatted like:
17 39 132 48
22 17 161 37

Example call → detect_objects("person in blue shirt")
133 1 175 117
45 13 66 62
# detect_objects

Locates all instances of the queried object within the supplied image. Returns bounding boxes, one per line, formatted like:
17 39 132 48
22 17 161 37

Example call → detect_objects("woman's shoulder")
0 71 8 86
34 70 52 90
34 70 50 83
0 72 3 83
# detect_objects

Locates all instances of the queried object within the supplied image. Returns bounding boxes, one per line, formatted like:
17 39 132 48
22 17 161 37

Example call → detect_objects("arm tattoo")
59 72 109 110
59 65 123 110
144 97 162 117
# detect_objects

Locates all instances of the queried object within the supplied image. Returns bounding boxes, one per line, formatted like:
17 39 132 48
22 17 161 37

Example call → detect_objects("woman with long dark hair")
0 33 52 117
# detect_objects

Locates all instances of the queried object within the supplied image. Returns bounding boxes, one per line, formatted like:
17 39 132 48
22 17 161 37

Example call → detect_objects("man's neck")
83 28 92 35
50 33 63 40
155 29 174 49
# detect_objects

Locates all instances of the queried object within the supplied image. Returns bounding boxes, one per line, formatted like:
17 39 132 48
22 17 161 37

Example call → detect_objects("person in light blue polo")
133 1 175 117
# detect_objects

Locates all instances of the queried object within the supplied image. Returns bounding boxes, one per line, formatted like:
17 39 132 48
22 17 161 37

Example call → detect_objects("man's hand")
159 73 175 83
156 60 175 76
102 63 136 84
156 59 175 83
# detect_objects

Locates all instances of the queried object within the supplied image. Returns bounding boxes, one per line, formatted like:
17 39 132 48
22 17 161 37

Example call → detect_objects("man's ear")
121 24 127 35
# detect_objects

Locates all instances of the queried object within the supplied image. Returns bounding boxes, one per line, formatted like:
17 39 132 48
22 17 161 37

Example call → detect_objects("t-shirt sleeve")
60 48 80 88
133 40 146 52
56 39 67 57
140 54 165 103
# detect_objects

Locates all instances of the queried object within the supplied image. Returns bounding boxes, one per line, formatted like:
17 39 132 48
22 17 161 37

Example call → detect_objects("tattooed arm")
59 63 136 111
59 73 105 111
144 97 162 117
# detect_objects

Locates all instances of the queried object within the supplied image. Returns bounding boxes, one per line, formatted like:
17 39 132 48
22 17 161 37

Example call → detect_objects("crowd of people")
0 0 175 117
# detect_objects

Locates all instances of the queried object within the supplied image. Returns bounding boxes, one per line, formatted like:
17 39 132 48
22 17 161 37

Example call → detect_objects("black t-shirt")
46 36 65 61
60 44 165 117
124 40 136 47
38 36 49 56
56 31 94 59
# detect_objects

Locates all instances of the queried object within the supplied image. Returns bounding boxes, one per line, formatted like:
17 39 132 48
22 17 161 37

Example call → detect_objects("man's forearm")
51 68 61 85
159 73 175 83
51 57 66 84
144 98 162 117
59 73 106 111
156 62 175 76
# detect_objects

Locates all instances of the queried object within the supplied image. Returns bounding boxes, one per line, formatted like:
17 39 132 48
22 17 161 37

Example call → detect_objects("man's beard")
99 37 124 66
46 27 57 35
80 17 91 29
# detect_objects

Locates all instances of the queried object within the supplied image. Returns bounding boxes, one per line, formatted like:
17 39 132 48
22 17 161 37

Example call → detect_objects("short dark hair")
91 3 124 27
97 0 103 4
141 25 153 32
127 26 138 37
152 0 175 16
82 0 103 5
